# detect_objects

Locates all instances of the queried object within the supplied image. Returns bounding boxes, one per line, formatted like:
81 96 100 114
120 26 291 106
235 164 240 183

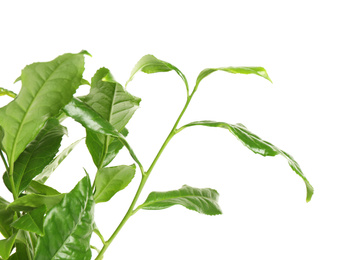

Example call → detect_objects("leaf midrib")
10 57 70 166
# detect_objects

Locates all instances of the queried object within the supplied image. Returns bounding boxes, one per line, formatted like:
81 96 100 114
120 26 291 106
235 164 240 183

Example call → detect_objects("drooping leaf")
0 233 17 260
0 87 16 98
0 52 86 166
26 180 60 196
84 68 140 168
34 138 82 184
3 118 67 194
126 54 189 93
136 185 222 216
34 175 94 260
194 66 272 93
7 193 64 212
94 165 136 203
178 120 314 202
11 205 46 236
63 97 143 172
0 197 14 238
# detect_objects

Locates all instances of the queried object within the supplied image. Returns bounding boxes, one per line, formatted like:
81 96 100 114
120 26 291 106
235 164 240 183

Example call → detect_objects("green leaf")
0 52 86 166
8 242 30 260
86 128 128 169
85 68 140 168
0 233 17 260
34 138 82 184
178 120 314 202
94 165 136 203
126 54 189 93
63 97 143 172
194 66 272 92
26 180 60 196
11 205 46 236
0 88 16 98
7 193 64 212
136 185 222 215
34 175 94 260
0 197 14 238
3 118 67 194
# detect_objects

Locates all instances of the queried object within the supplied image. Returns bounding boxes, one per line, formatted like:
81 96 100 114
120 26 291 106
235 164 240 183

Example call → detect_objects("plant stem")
95 94 195 259
95 174 148 260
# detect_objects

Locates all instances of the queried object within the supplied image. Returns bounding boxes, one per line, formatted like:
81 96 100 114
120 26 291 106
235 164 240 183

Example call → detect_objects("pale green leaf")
0 52 86 165
126 54 189 93
94 165 136 203
0 88 16 98
194 66 272 93
34 138 82 184
0 233 17 260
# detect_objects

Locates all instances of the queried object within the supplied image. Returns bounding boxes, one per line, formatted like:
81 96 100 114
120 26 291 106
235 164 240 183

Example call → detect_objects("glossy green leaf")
0 87 16 98
0 233 17 260
94 165 136 203
3 118 67 194
178 120 314 202
63 97 143 172
34 138 82 184
85 68 140 168
136 185 222 215
34 175 94 260
26 180 60 196
0 52 86 166
126 54 189 93
194 66 272 93
0 197 14 238
7 193 64 212
11 205 46 236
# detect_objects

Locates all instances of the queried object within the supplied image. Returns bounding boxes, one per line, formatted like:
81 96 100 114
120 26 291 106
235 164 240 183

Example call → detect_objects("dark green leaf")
0 88 16 98
0 52 86 166
26 180 60 196
86 128 128 169
194 66 272 92
126 54 189 93
34 175 94 260
34 138 82 184
11 205 46 236
94 165 136 203
7 194 64 212
136 185 222 215
85 68 140 168
63 98 143 172
0 233 17 260
3 118 67 194
0 197 14 238
178 120 314 202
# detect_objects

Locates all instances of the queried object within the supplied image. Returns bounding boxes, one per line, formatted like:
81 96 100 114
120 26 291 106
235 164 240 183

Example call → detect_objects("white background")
1 1 353 259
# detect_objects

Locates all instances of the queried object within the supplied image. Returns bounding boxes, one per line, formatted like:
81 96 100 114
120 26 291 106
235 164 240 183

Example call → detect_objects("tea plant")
0 51 313 259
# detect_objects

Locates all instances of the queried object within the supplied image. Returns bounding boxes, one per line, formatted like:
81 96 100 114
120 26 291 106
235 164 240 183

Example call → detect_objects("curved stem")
95 93 196 259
